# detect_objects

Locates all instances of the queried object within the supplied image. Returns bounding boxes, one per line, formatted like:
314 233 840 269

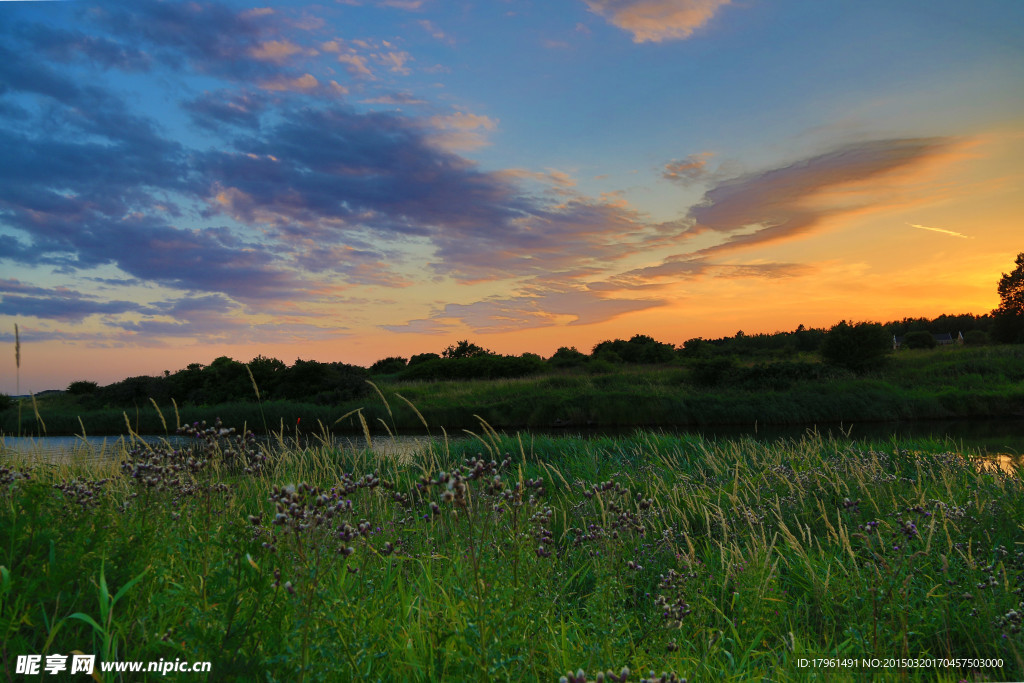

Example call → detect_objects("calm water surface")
2 419 1021 471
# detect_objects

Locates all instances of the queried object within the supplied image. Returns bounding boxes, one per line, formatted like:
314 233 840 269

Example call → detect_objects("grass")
1 413 1021 681
4 344 1024 436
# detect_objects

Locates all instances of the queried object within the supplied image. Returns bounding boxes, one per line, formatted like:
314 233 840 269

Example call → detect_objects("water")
0 433 441 465
2 419 1022 471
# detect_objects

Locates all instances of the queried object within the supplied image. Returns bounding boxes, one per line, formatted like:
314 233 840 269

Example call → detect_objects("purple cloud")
687 137 953 256
0 279 153 322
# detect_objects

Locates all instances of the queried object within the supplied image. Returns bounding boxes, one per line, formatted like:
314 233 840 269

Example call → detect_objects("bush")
964 330 989 346
730 361 835 390
399 354 545 381
592 335 675 364
548 346 589 369
586 359 616 374
275 359 370 403
369 357 408 374
821 321 891 374
903 330 937 350
408 352 441 366
66 380 99 396
689 357 736 387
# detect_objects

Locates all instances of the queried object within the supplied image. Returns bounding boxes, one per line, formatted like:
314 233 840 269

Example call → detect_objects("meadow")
1 411 1022 681
3 344 1024 437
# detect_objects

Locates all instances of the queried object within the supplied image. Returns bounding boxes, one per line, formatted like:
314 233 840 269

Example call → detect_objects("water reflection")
2 419 1021 473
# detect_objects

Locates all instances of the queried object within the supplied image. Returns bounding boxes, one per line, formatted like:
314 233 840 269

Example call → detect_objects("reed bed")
1 418 1021 681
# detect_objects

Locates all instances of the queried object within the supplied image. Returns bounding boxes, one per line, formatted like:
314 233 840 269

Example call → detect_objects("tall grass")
1 414 1020 681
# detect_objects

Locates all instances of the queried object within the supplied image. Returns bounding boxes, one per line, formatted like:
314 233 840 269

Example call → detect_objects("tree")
997 253 1024 313
992 253 1024 343
442 340 493 359
820 320 891 374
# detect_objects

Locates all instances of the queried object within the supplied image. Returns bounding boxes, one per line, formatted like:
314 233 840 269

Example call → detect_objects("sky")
0 0 1022 393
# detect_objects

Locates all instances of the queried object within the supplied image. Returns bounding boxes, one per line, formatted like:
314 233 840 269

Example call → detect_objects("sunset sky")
1 0 1022 393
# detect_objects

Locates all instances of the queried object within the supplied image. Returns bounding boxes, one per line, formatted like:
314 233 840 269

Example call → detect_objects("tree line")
33 308 1004 409
3 254 1021 411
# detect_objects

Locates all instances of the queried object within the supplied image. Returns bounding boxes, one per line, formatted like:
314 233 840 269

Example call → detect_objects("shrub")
586 359 616 375
408 352 441 366
369 356 408 374
689 357 736 387
903 330 937 350
66 380 99 396
592 335 675 364
964 330 989 346
821 320 891 374
730 361 834 390
400 354 545 381
548 346 589 369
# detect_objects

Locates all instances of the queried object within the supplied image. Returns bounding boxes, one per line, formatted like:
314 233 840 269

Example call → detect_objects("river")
2 418 1021 470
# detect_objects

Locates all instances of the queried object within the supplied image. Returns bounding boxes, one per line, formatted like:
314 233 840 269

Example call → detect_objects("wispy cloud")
582 0 733 43
685 137 964 257
662 152 714 185
907 223 971 239
427 111 499 151
384 282 663 334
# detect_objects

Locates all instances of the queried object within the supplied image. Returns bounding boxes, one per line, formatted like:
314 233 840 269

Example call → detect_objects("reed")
1 411 1020 681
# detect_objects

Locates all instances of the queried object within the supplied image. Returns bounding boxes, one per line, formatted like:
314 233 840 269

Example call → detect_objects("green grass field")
1 417 1021 681
3 344 1024 437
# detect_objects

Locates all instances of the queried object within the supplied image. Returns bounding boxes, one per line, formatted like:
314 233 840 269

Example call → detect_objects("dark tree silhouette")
992 253 1024 343
442 340 493 359
997 253 1024 314
821 320 891 374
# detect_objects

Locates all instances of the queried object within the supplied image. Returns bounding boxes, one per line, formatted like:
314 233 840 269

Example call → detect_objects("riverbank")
3 345 1022 437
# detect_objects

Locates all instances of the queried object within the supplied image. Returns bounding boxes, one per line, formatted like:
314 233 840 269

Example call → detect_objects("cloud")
602 258 815 291
247 39 313 64
15 23 153 71
378 0 425 9
907 223 971 239
385 283 663 334
361 91 427 105
582 0 732 43
184 89 271 130
336 52 376 79
1 0 682 316
0 279 152 322
379 318 452 335
107 293 348 344
662 152 713 185
94 0 283 80
324 39 415 79
417 19 454 45
291 244 413 287
258 72 321 92
427 111 499 151
685 137 960 256
376 49 413 74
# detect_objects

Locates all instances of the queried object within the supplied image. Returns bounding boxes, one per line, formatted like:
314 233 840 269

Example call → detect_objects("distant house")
892 331 964 350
